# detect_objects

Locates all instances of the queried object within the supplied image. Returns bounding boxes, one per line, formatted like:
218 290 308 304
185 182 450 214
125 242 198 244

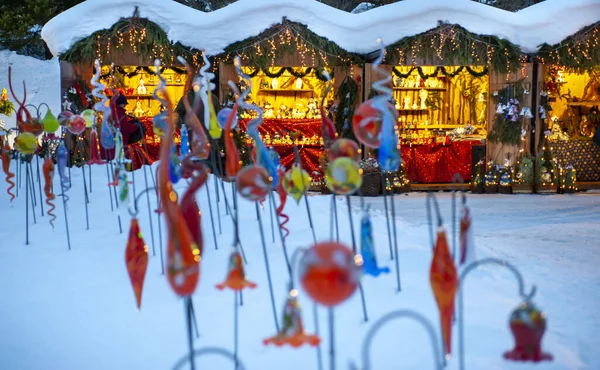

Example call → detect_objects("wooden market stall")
535 23 600 191
364 24 527 187
214 20 364 184
56 17 203 168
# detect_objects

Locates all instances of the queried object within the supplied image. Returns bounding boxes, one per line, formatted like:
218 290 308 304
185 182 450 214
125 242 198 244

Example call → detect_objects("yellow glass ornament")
283 166 311 203
325 157 362 195
207 86 222 139
42 109 60 133
81 109 97 128
14 132 38 155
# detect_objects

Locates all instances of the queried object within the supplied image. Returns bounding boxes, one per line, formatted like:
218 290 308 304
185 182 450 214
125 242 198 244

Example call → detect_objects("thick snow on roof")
41 0 600 58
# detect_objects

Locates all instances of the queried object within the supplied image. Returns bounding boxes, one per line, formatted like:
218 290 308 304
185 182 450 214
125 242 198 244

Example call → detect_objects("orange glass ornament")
216 249 257 291
42 156 57 229
236 164 272 202
19 117 44 136
1 144 16 203
263 288 321 347
299 241 362 307
224 104 241 179
352 99 397 148
429 228 458 356
125 218 149 309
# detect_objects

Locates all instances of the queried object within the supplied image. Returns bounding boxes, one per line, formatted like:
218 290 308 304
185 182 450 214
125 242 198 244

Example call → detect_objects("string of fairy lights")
210 24 356 72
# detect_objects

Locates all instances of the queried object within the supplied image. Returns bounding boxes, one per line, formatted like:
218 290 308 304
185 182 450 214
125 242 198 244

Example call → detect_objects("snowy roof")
41 0 600 58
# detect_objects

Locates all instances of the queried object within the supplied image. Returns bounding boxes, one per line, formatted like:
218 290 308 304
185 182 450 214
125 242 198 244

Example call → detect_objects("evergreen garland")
392 65 488 79
487 79 527 145
537 22 600 73
216 20 363 69
0 99 14 116
383 23 522 74
241 66 334 81
334 75 359 140
61 17 200 66
487 114 522 145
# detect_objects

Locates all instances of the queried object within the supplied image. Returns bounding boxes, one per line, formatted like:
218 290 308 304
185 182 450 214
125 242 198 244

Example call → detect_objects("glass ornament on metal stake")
359 206 390 277
504 300 553 362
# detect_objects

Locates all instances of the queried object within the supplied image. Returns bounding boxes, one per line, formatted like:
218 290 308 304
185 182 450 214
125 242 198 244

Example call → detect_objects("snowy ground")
0 161 598 370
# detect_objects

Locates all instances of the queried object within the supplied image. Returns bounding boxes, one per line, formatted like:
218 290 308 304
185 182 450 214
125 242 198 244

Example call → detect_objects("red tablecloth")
401 141 482 183
239 118 324 178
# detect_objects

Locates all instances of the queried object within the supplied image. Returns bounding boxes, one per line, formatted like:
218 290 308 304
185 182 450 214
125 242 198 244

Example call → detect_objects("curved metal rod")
451 173 467 260
425 192 443 250
171 346 247 370
458 257 537 370
24 104 40 118
127 186 160 218
350 309 443 370
37 103 50 118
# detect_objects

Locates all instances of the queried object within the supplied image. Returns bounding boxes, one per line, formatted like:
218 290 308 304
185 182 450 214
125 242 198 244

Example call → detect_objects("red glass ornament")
352 99 397 148
216 250 257 291
328 138 360 163
429 229 458 356
86 129 106 165
19 117 44 136
299 241 361 307
125 218 149 309
263 289 321 347
67 115 86 135
236 165 272 202
504 301 553 362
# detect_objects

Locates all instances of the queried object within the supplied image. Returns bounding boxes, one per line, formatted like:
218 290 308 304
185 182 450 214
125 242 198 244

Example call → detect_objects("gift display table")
401 140 483 183
239 118 324 178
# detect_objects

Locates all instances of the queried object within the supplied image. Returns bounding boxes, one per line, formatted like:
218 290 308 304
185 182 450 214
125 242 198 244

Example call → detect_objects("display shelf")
393 87 446 91
567 101 599 107
259 88 314 92
396 108 429 112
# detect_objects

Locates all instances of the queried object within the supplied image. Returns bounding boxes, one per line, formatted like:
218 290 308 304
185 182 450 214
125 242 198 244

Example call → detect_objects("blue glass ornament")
374 98 400 172
360 208 390 277
169 144 181 184
180 125 189 158
100 116 115 149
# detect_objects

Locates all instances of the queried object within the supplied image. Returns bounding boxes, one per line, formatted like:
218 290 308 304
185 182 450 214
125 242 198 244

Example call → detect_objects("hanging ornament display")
263 287 321 347
458 206 476 266
1 143 16 203
14 132 38 155
67 115 86 135
236 164 272 201
504 301 553 362
328 138 361 163
359 208 390 277
216 249 257 291
282 166 311 204
325 157 362 195
42 156 57 229
125 218 149 309
42 109 60 133
224 104 241 179
429 228 458 357
299 241 362 307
